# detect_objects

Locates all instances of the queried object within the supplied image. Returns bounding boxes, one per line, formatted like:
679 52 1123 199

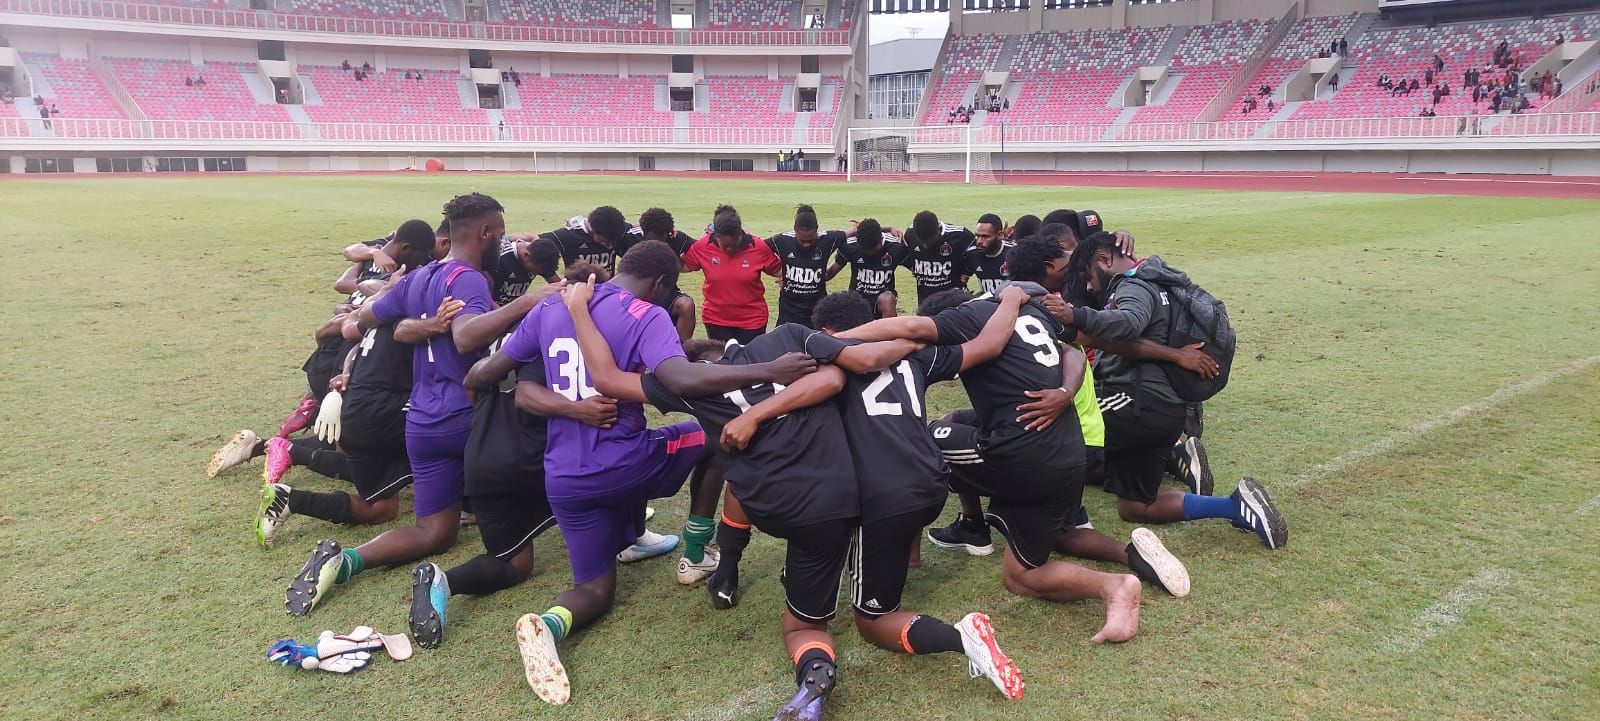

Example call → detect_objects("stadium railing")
0 0 850 45
4 113 1595 146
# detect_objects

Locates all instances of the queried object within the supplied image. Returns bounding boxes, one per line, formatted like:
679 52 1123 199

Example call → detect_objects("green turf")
1 175 1598 720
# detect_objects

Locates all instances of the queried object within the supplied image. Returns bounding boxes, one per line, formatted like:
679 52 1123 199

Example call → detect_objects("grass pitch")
1 174 1598 721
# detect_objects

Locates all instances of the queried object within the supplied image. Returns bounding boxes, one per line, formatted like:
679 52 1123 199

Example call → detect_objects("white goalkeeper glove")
314 390 342 444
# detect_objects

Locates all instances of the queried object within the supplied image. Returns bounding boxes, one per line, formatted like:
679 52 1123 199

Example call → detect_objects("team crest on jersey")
740 259 750 268
880 255 892 267
1000 261 1009 275
940 242 952 256
711 257 720 265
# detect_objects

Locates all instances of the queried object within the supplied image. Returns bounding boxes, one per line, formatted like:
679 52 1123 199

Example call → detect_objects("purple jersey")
371 259 494 435
501 282 687 501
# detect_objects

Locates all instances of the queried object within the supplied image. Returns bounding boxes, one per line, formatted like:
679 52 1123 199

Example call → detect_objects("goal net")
846 126 997 184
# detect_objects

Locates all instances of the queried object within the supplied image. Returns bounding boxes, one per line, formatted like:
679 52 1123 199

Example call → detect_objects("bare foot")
1089 574 1141 644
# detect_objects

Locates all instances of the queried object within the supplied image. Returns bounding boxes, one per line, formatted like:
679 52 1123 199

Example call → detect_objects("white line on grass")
682 647 871 721
1579 494 1600 516
1383 569 1513 653
1278 354 1600 490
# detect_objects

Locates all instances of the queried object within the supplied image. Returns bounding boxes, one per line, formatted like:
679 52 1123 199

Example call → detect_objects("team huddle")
207 193 1286 719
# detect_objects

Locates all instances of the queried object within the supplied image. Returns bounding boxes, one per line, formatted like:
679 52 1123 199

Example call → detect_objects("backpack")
1147 272 1235 402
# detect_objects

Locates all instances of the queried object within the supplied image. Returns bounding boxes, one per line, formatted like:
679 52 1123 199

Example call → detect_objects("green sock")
682 514 716 563
335 547 365 585
540 605 573 643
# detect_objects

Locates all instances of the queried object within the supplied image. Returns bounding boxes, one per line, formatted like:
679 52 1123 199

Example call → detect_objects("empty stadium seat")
706 0 795 30
1130 18 1274 125
302 66 488 131
1004 27 1171 126
920 34 1003 124
1216 13 1358 122
106 57 293 123
23 54 131 137
499 74 673 127
283 0 448 21
493 0 659 28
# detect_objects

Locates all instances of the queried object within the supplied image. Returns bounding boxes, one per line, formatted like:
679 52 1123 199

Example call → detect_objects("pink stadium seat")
283 0 448 22
920 34 1004 124
1130 18 1273 125
24 54 132 137
706 0 795 30
494 0 659 28
302 66 487 131
500 74 673 127
1004 27 1171 126
1216 14 1358 122
106 57 292 123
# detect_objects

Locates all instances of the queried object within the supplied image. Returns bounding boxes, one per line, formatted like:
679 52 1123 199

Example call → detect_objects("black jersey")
343 323 412 419
642 324 859 526
932 296 1083 470
902 224 975 303
464 352 549 497
835 339 964 522
618 227 695 258
487 239 537 307
303 335 356 400
541 220 632 274
836 236 910 298
768 230 845 326
964 241 1014 295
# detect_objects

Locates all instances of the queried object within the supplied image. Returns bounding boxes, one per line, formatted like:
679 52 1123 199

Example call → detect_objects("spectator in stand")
50 103 59 115
1259 84 1270 96
363 62 372 73
1266 99 1275 111
1542 70 1553 98
195 76 206 87
278 87 289 104
1339 38 1348 55
342 59 351 72
1410 78 1420 92
1554 78 1563 97
1434 53 1445 72
1002 98 1009 111
185 76 194 87
1330 73 1339 90
1425 68 1433 85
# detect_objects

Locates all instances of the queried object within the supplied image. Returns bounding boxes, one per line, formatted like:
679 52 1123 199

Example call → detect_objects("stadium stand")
282 0 448 21
1289 13 1600 127
1004 27 1172 126
499 74 672 127
920 34 1003 124
1130 19 1274 125
301 66 486 129
706 0 795 30
493 0 659 28
1216 13 1358 122
106 58 292 123
23 54 130 137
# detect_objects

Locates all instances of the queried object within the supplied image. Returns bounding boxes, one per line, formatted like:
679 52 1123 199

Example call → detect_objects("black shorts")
850 503 942 619
1098 391 1186 505
472 486 557 558
931 413 1083 570
704 323 765 344
341 442 412 503
855 290 896 318
1184 402 1205 439
745 512 855 623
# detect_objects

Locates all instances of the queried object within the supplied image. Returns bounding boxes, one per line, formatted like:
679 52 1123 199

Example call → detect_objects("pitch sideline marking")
1383 569 1513 653
1279 354 1600 490
1579 494 1600 516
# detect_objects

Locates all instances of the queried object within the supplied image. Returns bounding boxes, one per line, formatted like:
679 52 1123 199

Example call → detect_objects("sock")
959 512 989 532
251 439 268 458
681 514 715 563
901 615 963 655
286 489 353 524
444 555 524 596
1182 493 1241 523
335 547 365 584
793 644 836 687
540 605 574 643
288 441 352 482
715 517 753 586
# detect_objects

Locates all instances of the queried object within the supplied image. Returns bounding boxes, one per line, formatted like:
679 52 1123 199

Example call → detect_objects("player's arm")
720 365 846 452
314 311 351 342
392 296 466 344
1070 284 1154 341
356 264 411 332
1078 332 1219 378
836 315 939 343
355 278 387 299
516 379 619 429
825 258 846 281
832 340 922 374
333 263 363 295
463 351 517 391
956 285 1027 371
562 289 648 403
451 280 565 353
1017 344 1086 432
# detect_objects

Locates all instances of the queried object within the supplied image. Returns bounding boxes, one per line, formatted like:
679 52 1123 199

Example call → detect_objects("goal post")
846 124 997 184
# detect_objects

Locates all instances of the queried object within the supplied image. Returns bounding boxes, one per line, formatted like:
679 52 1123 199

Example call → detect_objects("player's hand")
765 352 818 384
1173 342 1220 379
371 248 398 273
425 296 466 335
720 414 759 453
356 278 387 299
1113 230 1137 258
314 390 342 443
528 277 568 303
998 284 1029 307
328 373 350 393
571 395 619 429
1017 387 1072 432
1039 294 1074 326
563 274 596 313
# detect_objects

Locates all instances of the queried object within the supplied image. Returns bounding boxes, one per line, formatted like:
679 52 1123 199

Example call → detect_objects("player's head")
1009 235 1069 293
811 292 874 335
443 193 505 270
1042 208 1079 229
388 219 439 269
918 288 976 317
1011 214 1041 242
855 218 884 251
616 239 681 307
433 218 452 259
911 210 941 248
638 207 675 243
1039 222 1075 253
712 209 746 252
1066 231 1134 299
683 339 725 363
974 213 1004 252
793 204 819 244
587 206 628 248
1074 209 1104 240
564 260 612 284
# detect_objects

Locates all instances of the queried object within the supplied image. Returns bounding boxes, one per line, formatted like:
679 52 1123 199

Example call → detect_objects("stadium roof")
869 38 942 76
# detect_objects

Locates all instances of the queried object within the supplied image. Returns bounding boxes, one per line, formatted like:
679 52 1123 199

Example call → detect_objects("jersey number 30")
548 337 598 400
